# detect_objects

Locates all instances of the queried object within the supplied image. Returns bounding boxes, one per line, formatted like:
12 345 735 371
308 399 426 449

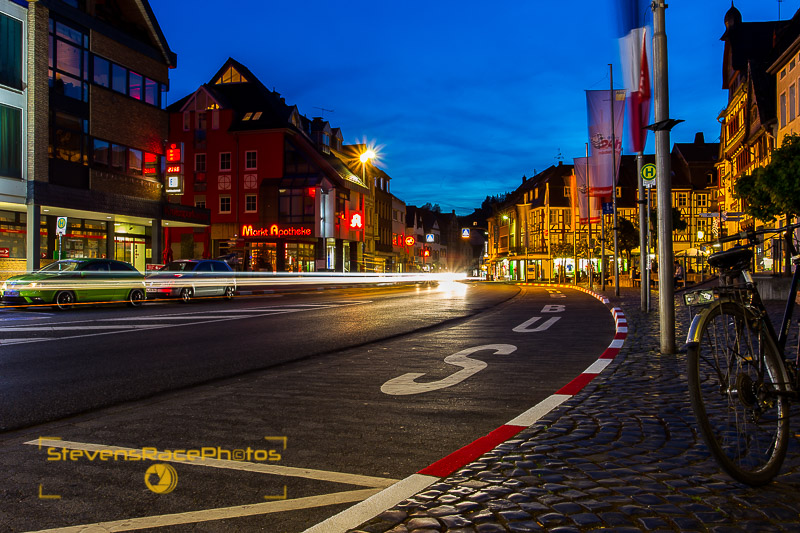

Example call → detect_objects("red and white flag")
586 89 625 197
618 0 652 153
572 158 601 224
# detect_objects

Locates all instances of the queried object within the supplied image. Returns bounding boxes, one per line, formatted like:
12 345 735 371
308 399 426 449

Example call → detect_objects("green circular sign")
641 163 657 182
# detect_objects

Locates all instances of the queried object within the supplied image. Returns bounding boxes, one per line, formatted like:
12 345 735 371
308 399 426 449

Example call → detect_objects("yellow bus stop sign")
641 163 657 188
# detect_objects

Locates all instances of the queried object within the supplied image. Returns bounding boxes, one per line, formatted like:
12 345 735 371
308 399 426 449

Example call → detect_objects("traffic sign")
461 228 470 238
56 217 68 236
602 202 614 215
641 163 656 188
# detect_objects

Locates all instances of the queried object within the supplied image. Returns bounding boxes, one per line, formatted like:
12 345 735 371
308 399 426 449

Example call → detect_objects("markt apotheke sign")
241 224 313 238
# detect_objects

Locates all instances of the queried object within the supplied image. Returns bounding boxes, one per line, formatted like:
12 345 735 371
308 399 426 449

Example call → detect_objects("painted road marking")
0 301 371 345
381 344 517 396
511 316 560 332
24 489 382 533
25 439 397 488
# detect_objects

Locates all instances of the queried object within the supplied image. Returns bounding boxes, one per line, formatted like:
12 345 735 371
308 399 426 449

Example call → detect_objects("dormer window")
242 112 252 121
215 65 247 84
253 111 262 120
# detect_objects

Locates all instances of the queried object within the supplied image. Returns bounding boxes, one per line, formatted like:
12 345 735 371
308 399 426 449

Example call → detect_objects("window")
616 187 622 197
564 187 570 198
781 68 787 79
219 196 231 213
279 188 315 223
0 104 21 178
211 110 219 129
676 192 688 208
242 112 252 121
252 111 262 120
220 152 231 171
696 194 708 208
144 77 157 105
111 143 125 170
245 151 257 169
92 139 109 166
780 92 787 128
0 13 23 90
128 148 142 175
195 153 206 172
111 63 126 94
196 111 206 131
792 59 796 71
245 194 257 212
791 84 796 122
48 20 88 102
92 55 109 87
52 111 87 164
183 111 190 131
194 196 206 209
128 71 142 100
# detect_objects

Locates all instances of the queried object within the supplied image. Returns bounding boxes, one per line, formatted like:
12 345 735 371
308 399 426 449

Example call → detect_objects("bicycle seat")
707 245 753 272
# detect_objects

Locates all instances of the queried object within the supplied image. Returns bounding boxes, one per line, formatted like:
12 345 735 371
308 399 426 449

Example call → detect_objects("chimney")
694 132 705 144
522 175 527 184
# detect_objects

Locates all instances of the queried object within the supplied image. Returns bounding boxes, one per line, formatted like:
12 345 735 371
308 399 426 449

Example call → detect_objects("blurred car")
0 258 146 310
146 259 236 302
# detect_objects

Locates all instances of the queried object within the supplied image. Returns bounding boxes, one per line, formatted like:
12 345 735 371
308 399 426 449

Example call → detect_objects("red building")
166 59 370 272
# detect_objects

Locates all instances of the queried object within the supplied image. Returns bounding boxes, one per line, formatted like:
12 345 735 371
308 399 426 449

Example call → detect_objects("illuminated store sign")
165 143 184 195
241 224 313 238
350 213 363 229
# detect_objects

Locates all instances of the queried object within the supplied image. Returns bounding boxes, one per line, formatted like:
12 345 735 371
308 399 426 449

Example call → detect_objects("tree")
649 207 688 246
734 134 800 221
616 217 639 270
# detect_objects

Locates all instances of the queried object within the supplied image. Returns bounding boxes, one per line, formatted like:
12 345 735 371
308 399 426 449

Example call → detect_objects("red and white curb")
304 289 627 532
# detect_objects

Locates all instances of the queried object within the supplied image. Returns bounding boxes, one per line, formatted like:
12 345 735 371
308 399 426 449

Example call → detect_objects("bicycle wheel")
687 301 790 486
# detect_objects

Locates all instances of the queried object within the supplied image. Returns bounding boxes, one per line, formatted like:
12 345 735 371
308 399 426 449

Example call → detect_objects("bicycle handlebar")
713 221 800 246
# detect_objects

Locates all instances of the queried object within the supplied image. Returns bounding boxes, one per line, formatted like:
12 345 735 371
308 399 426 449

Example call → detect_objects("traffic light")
423 248 430 258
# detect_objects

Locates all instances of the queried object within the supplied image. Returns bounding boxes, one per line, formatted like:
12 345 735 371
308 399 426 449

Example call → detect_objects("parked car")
0 259 146 310
146 259 236 302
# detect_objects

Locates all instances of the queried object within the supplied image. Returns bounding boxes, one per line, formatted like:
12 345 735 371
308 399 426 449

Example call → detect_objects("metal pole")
653 0 675 353
601 208 606 291
637 153 648 311
610 65 620 296
646 187 651 311
585 143 593 289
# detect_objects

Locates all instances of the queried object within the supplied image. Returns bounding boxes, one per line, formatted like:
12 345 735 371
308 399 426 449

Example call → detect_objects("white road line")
101 315 261 321
23 488 382 533
24 439 398 488
302 474 438 533
505 394 572 426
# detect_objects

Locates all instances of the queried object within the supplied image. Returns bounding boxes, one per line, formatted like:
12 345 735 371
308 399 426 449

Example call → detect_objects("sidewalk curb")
304 285 627 532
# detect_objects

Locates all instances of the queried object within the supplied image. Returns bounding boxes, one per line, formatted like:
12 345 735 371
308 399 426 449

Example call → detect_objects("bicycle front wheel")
687 301 790 486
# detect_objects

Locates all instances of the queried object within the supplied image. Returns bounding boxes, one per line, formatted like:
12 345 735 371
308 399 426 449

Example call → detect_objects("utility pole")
638 154 647 311
610 65 620 297
653 0 675 354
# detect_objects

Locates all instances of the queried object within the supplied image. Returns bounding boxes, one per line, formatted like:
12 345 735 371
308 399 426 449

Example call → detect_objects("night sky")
150 1 799 214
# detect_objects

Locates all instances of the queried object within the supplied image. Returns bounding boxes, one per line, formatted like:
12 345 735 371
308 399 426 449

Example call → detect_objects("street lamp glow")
697 230 704 240
502 215 509 220
360 150 375 163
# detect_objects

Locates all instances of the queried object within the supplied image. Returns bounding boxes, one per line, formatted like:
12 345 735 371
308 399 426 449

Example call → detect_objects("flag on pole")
586 89 625 197
572 158 601 224
617 0 652 153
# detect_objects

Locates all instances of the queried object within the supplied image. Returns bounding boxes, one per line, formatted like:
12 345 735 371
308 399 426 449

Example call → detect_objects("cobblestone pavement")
351 287 800 532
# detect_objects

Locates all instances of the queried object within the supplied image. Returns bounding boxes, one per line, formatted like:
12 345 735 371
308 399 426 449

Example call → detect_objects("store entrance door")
115 236 145 271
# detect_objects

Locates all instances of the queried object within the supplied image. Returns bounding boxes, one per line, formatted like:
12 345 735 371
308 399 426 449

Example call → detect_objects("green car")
0 259 146 310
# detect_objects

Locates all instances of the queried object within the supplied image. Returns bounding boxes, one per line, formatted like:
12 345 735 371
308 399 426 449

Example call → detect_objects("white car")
146 260 236 302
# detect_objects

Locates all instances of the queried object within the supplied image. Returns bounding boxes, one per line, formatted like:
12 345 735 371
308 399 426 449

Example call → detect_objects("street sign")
426 234 435 243
461 228 470 238
698 213 719 218
641 163 656 188
602 202 614 215
56 217 68 236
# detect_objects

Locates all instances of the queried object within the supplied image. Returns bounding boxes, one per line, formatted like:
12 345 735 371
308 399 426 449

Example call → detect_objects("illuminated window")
242 112 252 121
215 65 247 84
253 111 262 120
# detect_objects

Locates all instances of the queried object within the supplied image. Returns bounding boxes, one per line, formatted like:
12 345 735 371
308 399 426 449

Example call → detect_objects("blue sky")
151 1 800 214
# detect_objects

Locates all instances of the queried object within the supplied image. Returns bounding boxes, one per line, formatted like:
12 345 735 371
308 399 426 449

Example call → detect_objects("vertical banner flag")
572 158 601 224
586 89 626 197
617 0 652 153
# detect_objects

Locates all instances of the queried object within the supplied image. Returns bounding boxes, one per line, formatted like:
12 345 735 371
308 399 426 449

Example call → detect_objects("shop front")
238 223 317 273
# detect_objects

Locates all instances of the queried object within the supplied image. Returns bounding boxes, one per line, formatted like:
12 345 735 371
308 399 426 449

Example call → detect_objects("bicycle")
683 222 800 486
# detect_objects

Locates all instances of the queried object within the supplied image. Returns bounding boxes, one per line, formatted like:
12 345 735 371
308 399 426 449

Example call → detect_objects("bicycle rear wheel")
687 301 790 486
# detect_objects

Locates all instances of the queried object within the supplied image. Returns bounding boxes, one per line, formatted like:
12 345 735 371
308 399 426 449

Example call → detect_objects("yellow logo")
144 463 178 494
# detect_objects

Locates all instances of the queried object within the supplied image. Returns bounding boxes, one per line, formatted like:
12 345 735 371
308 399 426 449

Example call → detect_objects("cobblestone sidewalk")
351 288 800 532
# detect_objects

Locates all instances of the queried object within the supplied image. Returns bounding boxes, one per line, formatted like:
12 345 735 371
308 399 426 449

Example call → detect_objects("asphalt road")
0 282 615 532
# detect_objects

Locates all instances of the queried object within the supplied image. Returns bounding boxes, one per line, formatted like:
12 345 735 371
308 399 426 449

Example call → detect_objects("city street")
0 282 615 532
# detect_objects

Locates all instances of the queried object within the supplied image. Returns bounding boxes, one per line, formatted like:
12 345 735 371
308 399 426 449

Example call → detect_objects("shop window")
219 195 231 214
245 194 257 212
245 151 257 170
0 13 23 90
0 104 22 178
220 152 231 171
